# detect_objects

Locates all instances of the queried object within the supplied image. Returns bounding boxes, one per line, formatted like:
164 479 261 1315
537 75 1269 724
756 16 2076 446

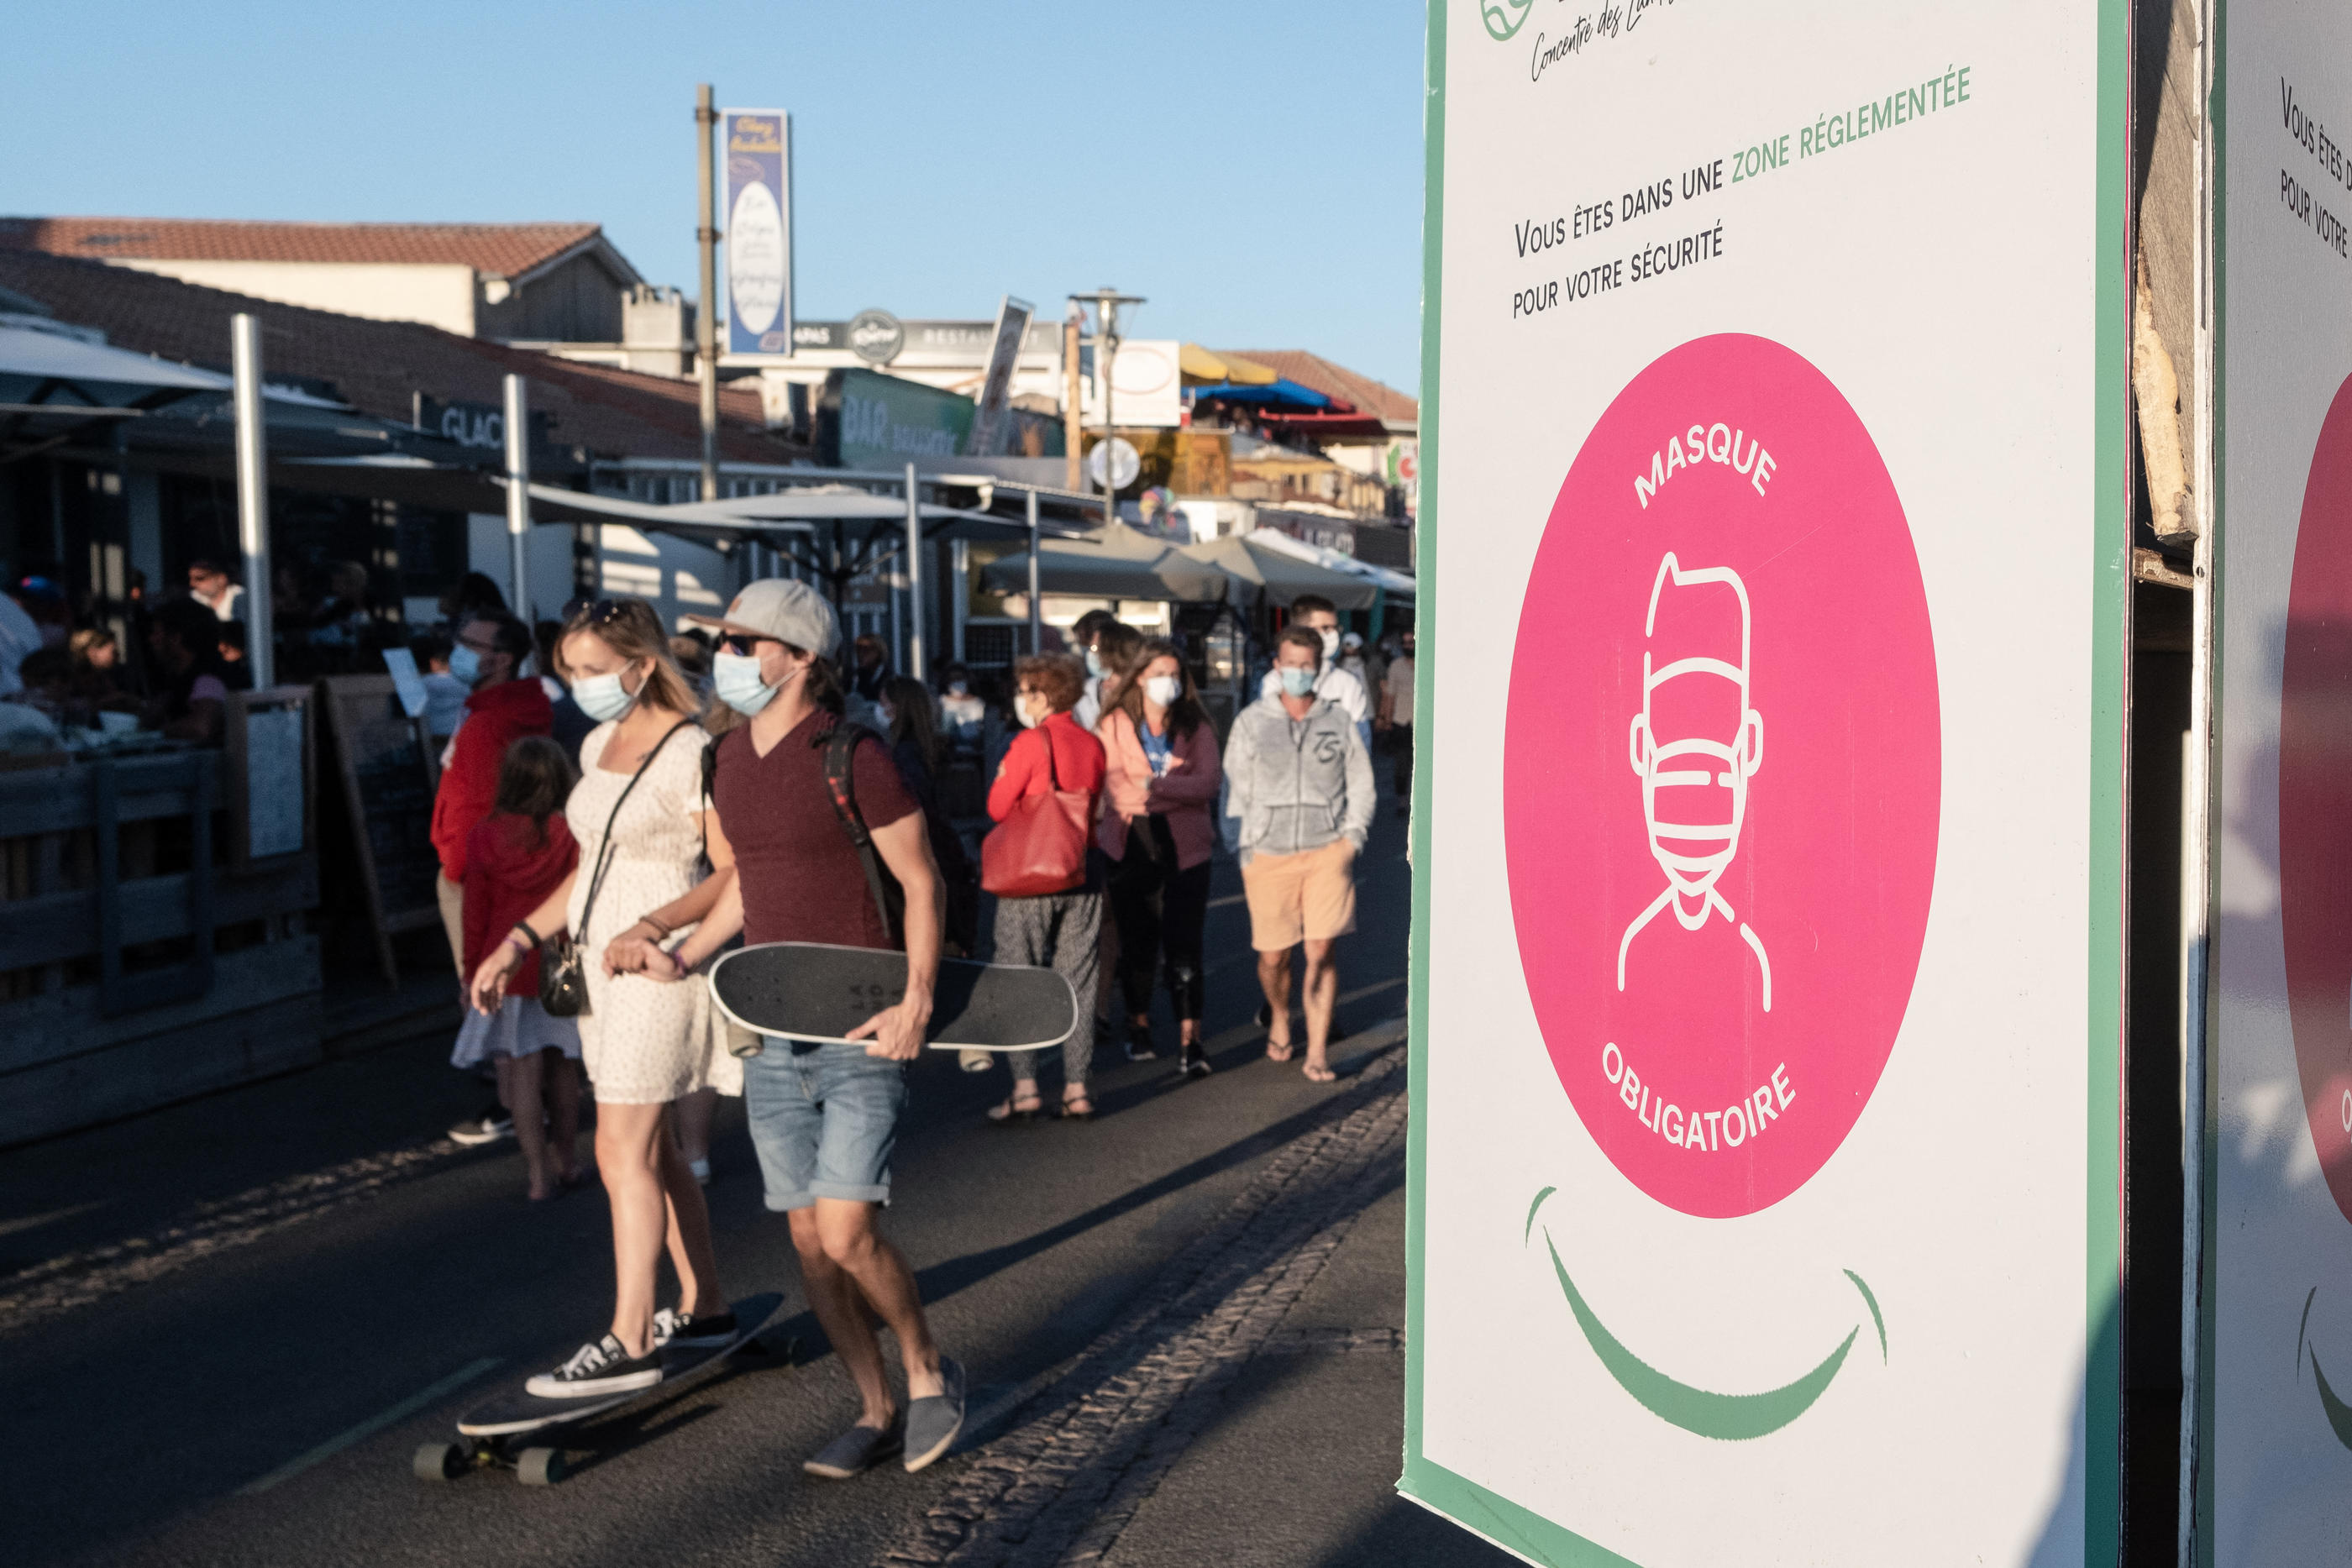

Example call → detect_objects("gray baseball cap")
686 577 840 658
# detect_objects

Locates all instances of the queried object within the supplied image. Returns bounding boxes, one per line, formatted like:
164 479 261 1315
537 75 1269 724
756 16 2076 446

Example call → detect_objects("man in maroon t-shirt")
665 578 963 1480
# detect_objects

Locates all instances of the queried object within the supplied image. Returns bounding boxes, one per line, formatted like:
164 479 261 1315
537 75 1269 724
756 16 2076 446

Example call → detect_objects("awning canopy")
0 323 229 407
979 520 1229 603
1244 527 1415 596
1179 532 1378 610
1185 377 1336 411
1179 344 1280 386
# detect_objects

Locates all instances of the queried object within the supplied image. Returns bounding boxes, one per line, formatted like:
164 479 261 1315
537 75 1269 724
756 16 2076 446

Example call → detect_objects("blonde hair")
554 597 703 719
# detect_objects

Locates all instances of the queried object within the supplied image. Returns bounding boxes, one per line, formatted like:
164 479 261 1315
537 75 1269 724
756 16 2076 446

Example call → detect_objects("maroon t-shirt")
712 711 918 950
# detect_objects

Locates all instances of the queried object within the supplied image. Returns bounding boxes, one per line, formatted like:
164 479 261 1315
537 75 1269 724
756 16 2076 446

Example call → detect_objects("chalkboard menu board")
226 686 312 870
319 675 443 983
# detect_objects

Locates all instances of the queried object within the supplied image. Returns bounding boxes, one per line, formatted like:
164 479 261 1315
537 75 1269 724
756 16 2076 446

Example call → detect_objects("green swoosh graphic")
1481 0 1533 42
1524 1185 1557 1244
1539 1229 1873 1440
2309 1350 2352 1451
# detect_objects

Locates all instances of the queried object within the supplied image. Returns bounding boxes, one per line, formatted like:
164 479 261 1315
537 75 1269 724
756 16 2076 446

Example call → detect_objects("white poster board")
1405 4 2128 1564
2207 8 2352 1560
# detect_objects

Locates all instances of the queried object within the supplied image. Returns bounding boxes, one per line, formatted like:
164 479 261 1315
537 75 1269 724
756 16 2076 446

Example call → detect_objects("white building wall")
109 259 478 336
465 512 736 637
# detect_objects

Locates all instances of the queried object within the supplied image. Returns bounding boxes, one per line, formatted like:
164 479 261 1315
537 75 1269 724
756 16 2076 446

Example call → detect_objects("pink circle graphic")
2278 373 2352 1227
1504 334 1940 1219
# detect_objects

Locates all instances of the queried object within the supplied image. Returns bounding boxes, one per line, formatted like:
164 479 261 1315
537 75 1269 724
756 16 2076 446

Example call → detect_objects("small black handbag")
537 719 695 1018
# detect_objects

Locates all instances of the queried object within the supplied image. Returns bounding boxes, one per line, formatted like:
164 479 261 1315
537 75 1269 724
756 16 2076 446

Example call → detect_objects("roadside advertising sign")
1408 4 2129 1564
2207 9 2352 1559
966 295 1036 458
721 110 793 358
821 367 974 469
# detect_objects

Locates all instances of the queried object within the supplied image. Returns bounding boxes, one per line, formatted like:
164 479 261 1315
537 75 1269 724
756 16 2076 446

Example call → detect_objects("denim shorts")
742 1041 906 1209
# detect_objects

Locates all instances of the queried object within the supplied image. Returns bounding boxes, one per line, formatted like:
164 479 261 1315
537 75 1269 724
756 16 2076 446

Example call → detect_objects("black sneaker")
1180 1049 1213 1081
526 1335 664 1398
449 1103 514 1146
653 1307 738 1350
1124 1020 1158 1062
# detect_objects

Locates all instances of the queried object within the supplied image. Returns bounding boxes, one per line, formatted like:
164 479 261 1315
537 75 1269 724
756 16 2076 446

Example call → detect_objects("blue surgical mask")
1278 667 1317 699
447 642 481 684
1085 648 1105 679
713 651 779 716
571 669 636 722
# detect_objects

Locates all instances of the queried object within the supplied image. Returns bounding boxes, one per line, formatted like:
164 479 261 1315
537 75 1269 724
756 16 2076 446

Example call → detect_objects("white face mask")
1318 627 1341 658
713 650 780 716
948 680 968 696
1016 694 1044 728
570 667 638 722
1142 674 1181 709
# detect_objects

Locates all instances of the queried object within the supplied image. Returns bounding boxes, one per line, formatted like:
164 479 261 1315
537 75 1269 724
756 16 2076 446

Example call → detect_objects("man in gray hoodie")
1223 624 1377 1083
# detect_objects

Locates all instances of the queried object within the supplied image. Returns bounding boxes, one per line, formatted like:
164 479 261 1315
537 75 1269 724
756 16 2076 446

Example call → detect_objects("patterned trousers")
995 887 1103 1086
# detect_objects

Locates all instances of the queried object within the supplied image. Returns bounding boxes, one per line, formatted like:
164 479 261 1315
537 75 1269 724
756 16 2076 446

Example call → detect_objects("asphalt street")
2 784 1511 1568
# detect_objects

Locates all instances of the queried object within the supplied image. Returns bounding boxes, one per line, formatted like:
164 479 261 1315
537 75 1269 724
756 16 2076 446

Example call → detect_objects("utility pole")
503 374 532 618
229 313 275 690
1063 309 1084 492
696 83 721 501
903 462 925 681
1068 287 1144 525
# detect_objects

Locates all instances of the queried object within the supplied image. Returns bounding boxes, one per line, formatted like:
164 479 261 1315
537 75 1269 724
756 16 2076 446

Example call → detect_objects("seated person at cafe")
142 599 232 745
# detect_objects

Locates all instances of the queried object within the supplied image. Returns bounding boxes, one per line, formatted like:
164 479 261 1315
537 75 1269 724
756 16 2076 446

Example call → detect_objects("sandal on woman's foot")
1301 1061 1337 1083
1058 1088 1095 1121
987 1092 1044 1125
1264 1037 1295 1063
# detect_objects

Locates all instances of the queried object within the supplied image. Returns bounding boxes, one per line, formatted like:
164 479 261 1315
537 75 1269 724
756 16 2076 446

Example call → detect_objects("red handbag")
982 726 1093 897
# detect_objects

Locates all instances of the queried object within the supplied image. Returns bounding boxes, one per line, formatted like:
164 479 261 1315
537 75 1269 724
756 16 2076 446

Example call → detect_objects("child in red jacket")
454 737 583 1200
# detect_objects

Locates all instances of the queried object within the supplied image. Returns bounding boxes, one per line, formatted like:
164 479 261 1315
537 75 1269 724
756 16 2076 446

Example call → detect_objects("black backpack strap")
821 720 904 947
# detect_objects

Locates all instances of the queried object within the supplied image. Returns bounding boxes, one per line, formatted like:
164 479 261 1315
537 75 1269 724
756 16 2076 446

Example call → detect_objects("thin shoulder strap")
823 721 900 947
578 718 695 936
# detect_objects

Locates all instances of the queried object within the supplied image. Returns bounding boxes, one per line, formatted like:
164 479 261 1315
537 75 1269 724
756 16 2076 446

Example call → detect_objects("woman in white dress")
469 597 743 1398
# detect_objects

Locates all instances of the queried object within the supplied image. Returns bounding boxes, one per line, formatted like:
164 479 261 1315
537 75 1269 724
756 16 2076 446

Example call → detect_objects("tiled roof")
1217 350 1419 427
0 218 611 280
0 249 788 465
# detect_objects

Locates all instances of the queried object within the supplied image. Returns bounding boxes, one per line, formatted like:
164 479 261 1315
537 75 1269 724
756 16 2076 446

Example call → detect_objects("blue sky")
3 1 1427 391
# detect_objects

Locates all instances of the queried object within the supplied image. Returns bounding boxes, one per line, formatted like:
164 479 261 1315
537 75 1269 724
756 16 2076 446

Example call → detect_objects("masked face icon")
1619 553 1772 1009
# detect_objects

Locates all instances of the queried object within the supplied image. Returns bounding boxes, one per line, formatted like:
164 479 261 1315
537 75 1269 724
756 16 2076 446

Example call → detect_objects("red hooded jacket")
429 677 553 883
460 812 579 995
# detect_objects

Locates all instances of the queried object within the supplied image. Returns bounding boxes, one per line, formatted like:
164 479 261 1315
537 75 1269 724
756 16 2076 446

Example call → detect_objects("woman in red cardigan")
984 653 1108 1122
1097 640 1224 1078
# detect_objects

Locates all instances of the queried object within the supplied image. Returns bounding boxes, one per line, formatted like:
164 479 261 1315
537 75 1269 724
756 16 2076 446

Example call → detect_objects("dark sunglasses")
717 632 778 658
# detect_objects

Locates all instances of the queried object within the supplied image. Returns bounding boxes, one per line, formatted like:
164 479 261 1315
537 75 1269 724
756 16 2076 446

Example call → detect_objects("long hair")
881 674 942 773
1092 621 1147 711
552 597 702 718
493 735 577 848
1115 637 1209 741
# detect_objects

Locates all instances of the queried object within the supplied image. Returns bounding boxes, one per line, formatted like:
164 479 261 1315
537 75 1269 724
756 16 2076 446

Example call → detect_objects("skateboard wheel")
412 1442 465 1481
517 1447 567 1487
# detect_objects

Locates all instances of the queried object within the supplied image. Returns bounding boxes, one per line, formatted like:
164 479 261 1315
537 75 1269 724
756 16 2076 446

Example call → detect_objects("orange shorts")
1242 838 1357 952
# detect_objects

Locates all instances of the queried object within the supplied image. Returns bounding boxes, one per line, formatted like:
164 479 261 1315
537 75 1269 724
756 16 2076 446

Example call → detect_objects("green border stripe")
2194 5 2225 1562
2087 1 2130 1563
1401 0 1442 1498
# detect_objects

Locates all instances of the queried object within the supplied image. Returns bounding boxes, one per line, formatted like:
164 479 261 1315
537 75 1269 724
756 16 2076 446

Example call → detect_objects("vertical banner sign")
1407 4 2129 1565
722 110 792 357
966 294 1036 458
2209 8 2352 1559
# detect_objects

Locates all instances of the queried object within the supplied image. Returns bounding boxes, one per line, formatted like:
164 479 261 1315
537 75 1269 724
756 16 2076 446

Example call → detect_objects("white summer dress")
565 719 743 1105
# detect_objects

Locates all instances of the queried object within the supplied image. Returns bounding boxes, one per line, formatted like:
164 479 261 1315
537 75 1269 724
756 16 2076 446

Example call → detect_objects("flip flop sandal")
987 1094 1045 1125
1058 1091 1096 1121
1301 1062 1338 1083
1264 1040 1295 1063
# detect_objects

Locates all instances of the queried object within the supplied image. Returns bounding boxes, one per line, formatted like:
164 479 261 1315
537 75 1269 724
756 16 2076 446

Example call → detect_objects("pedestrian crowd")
403 576 1407 1481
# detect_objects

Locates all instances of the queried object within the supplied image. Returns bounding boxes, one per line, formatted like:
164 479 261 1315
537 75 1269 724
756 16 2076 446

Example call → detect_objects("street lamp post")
1068 287 1145 525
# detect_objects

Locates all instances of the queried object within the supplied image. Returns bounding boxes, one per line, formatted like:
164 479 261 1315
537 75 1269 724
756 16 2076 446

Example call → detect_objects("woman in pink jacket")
1097 638 1224 1078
